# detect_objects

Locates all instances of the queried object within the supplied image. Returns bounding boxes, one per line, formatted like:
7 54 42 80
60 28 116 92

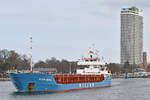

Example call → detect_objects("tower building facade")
120 7 143 65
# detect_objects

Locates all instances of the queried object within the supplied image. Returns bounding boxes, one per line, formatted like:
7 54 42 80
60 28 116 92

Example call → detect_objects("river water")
0 78 150 100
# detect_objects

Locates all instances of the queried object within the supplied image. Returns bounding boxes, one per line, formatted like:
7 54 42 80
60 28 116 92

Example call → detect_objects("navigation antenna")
95 49 99 57
30 36 33 72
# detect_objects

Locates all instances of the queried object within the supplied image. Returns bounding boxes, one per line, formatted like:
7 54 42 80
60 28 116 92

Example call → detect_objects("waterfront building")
143 52 147 71
120 6 143 65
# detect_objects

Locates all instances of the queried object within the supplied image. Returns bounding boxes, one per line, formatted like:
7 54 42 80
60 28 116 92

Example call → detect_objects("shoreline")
0 78 10 81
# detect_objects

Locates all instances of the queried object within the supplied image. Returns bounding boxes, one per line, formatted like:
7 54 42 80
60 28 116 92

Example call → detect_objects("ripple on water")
1 78 150 100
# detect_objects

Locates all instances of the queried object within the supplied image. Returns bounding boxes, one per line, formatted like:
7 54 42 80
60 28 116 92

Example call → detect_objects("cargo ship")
9 40 111 92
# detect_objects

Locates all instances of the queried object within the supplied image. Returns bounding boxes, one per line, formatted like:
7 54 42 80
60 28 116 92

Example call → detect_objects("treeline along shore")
1 49 150 80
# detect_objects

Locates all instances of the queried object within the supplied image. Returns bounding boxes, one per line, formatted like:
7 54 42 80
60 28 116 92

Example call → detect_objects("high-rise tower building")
120 7 143 65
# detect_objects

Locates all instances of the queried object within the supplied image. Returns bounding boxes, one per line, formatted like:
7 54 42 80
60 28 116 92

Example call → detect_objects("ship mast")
30 36 33 72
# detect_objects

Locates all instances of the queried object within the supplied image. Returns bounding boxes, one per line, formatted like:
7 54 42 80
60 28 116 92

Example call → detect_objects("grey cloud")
96 0 150 8
92 0 150 19
95 10 113 15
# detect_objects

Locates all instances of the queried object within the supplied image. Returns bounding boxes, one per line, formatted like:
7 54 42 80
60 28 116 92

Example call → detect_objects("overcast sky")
0 0 150 63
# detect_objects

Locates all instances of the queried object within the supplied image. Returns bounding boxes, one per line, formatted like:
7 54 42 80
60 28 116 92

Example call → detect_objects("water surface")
0 78 150 100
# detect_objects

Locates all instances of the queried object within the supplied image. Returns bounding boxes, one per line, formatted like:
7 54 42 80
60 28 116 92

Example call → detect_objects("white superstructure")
76 48 111 77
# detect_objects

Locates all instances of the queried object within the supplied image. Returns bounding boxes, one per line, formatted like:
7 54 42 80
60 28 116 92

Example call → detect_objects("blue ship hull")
9 73 111 92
